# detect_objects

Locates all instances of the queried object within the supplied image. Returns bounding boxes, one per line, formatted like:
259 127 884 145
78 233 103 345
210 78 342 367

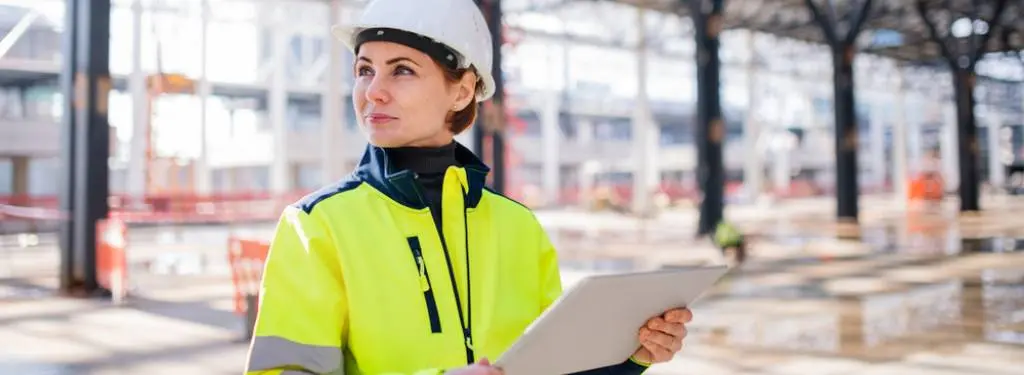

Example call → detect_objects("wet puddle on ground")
546 217 1024 361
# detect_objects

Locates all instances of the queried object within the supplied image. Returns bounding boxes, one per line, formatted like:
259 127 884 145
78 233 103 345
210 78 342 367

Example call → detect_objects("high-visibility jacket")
245 143 649 374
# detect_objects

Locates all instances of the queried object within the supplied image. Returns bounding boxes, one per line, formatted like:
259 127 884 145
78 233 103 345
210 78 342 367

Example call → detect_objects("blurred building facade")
0 0 1022 206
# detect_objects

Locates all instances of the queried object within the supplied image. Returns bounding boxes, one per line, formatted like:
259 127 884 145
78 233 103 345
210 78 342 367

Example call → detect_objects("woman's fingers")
633 308 694 364
641 328 683 352
640 336 676 362
648 317 687 338
664 308 693 324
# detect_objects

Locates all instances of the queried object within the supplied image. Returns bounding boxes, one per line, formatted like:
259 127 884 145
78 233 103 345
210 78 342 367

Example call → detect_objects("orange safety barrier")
228 237 270 339
227 237 270 316
96 218 129 304
908 173 944 201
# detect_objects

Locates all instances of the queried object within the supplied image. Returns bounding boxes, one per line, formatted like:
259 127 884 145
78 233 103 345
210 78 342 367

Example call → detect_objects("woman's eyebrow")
358 56 421 67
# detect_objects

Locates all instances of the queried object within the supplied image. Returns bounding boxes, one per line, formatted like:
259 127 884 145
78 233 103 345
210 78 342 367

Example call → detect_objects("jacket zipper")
436 223 474 364
462 205 473 363
407 237 442 333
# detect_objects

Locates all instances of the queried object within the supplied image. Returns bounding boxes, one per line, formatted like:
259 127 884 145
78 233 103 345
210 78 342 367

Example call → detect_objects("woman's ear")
453 71 478 111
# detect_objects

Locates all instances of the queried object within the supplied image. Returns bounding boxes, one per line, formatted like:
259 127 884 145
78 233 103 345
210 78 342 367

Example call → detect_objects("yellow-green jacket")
245 144 647 374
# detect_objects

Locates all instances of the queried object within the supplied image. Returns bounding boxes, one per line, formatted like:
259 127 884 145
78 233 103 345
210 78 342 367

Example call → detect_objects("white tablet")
494 266 728 375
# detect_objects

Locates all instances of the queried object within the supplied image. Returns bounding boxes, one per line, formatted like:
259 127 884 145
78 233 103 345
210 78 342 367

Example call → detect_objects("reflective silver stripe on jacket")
280 370 340 375
247 336 344 374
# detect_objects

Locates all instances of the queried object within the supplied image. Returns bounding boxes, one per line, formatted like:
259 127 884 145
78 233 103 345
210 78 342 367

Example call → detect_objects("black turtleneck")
385 142 459 234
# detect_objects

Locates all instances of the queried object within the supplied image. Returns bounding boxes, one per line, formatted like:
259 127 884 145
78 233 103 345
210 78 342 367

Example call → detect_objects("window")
295 163 321 190
288 98 321 132
594 119 631 141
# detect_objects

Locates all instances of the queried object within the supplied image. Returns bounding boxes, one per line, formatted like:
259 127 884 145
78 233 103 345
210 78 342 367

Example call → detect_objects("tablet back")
495 266 728 374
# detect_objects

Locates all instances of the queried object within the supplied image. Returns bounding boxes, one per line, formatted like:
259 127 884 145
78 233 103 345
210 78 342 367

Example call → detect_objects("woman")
244 0 691 373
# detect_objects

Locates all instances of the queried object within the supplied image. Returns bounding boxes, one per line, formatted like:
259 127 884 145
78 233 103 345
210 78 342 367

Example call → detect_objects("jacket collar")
353 142 490 209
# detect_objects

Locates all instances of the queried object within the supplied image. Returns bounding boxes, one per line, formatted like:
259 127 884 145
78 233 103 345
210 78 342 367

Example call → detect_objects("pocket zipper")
407 237 442 333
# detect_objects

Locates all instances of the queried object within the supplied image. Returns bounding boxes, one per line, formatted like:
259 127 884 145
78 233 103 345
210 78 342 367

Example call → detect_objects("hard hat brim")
330 24 360 52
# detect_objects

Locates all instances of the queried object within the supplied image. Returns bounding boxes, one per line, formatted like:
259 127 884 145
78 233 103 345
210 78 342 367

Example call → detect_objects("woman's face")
353 41 474 148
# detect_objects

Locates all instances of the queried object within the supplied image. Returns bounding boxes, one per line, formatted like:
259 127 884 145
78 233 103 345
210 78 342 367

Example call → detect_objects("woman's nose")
364 75 390 104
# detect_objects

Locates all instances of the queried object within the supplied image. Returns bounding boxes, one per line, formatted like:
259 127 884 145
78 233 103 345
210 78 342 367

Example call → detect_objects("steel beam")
126 0 147 206
632 6 658 217
64 0 112 296
743 31 764 201
892 66 909 207
806 0 874 222
476 0 507 194
321 0 348 184
0 10 38 59
692 0 726 236
196 0 212 194
58 0 80 293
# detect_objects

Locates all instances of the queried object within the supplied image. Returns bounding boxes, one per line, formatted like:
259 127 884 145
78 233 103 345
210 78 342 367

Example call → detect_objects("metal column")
952 70 980 208
61 0 112 295
126 0 147 205
892 67 909 207
196 0 212 193
743 30 763 201
916 0 1009 212
987 109 1004 188
540 61 561 206
805 0 874 222
830 44 860 221
476 0 506 193
632 6 658 217
942 102 959 189
869 97 886 189
692 0 725 236
321 0 347 184
268 5 290 194
58 0 80 292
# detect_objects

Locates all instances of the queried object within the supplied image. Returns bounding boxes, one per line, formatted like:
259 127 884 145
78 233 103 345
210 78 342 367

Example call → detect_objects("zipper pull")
416 256 430 292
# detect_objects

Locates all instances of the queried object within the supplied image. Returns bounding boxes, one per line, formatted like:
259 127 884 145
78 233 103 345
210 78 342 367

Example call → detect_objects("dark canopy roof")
580 0 1022 64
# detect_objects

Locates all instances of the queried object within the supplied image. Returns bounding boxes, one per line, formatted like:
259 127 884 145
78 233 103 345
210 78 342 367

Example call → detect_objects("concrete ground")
2 194 1022 374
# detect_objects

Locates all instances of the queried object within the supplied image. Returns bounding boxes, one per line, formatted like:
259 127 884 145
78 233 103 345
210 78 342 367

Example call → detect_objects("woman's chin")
366 134 409 148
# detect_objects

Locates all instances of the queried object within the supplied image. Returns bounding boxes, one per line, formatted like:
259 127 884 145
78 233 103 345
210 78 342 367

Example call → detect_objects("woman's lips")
365 113 396 125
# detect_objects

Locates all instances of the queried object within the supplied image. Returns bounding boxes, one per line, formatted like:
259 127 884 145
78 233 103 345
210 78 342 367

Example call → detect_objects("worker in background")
244 0 692 374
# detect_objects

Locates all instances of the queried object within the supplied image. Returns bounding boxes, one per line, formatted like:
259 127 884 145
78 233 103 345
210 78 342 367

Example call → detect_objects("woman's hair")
440 65 483 135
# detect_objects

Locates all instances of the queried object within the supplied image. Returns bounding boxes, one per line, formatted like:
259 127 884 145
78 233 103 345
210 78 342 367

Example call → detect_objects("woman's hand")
631 307 692 364
444 357 503 375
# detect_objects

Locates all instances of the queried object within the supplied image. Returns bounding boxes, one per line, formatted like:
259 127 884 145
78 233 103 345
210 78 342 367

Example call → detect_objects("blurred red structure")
0 191 307 226
0 178 849 230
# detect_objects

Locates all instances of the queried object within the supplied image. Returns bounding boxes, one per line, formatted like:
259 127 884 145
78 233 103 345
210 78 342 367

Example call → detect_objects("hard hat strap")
355 27 461 71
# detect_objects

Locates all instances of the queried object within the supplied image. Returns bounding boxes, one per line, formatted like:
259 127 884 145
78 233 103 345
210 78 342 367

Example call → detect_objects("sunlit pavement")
2 195 1023 374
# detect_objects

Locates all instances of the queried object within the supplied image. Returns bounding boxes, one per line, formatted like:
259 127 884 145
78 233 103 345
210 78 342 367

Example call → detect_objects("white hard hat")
331 0 496 102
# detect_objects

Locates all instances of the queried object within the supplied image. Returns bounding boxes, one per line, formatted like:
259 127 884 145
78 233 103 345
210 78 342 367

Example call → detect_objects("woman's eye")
357 66 373 76
394 66 415 76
